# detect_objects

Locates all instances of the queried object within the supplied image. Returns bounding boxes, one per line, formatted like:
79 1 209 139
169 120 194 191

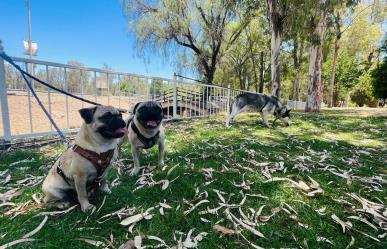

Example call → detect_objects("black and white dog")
226 93 291 127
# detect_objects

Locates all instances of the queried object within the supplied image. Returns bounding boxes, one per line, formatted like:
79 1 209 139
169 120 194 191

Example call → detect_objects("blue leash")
1 51 129 144
1 52 101 106
1 52 77 145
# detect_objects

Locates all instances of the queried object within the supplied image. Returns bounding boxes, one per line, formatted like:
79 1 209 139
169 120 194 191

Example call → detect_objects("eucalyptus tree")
325 2 383 107
266 0 307 98
328 1 383 107
304 0 360 112
283 11 310 102
327 11 342 107
122 0 252 85
215 12 270 91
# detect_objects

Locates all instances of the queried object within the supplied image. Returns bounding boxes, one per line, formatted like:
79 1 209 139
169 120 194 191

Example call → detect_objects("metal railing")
0 48 250 143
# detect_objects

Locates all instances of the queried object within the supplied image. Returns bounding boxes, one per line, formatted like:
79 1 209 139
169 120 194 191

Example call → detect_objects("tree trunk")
239 74 244 90
203 69 215 85
270 27 281 97
293 39 303 101
259 51 265 93
305 13 326 112
293 69 302 101
328 14 341 108
249 45 259 92
268 0 282 98
344 91 350 107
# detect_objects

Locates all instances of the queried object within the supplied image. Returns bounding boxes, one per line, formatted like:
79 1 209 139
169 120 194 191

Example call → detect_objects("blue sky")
0 0 175 78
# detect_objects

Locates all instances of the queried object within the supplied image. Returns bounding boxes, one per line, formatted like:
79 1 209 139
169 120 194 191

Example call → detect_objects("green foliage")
370 39 387 99
123 0 247 84
214 14 270 91
119 80 136 94
341 4 384 60
150 78 164 95
66 61 90 93
324 50 374 105
370 60 387 99
350 72 377 106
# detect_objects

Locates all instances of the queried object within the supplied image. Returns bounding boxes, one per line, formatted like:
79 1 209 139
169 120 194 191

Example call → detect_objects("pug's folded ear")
130 102 141 114
79 106 97 124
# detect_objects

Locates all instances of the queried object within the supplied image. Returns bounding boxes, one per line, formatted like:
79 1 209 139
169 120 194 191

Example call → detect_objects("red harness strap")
72 145 115 176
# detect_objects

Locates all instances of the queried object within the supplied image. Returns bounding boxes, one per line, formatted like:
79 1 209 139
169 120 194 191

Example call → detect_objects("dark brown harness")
72 145 115 176
57 145 115 188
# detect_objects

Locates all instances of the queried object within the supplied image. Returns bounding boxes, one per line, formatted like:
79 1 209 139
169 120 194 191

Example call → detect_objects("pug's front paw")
80 202 95 213
129 168 140 176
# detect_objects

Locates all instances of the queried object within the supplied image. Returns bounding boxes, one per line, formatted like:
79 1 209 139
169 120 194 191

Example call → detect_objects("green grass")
1 110 386 248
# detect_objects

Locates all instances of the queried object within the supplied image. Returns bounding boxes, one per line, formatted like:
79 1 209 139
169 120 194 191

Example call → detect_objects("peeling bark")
259 51 265 93
305 13 326 112
271 29 281 97
268 0 283 98
328 13 341 108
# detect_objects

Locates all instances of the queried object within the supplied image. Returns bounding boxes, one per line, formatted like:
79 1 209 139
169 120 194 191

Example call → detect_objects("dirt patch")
0 91 139 136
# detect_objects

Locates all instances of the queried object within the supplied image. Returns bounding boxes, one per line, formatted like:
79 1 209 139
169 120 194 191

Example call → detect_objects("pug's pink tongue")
115 127 128 134
146 120 157 127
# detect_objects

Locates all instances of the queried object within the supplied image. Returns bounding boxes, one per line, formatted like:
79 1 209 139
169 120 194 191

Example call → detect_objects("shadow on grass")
0 112 386 248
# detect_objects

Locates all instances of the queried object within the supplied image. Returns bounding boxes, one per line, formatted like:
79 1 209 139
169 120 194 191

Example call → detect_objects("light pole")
23 0 37 133
27 0 32 60
23 0 38 77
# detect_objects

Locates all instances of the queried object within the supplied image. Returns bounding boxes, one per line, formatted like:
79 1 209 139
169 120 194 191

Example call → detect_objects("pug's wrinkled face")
79 105 128 139
133 101 163 129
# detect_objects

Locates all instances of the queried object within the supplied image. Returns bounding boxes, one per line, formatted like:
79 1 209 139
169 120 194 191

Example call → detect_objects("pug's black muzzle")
98 115 127 139
137 107 163 129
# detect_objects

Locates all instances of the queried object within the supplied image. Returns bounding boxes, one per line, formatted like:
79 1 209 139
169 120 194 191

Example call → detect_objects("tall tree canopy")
123 0 252 84
121 0 385 110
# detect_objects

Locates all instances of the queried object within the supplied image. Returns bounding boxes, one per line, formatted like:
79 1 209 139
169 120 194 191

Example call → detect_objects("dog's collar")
126 117 133 129
131 122 160 149
72 144 115 176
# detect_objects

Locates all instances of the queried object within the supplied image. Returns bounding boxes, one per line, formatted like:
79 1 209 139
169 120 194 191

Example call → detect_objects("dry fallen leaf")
289 215 300 222
317 236 333 245
0 239 35 249
118 240 135 249
0 189 23 202
332 214 352 233
184 200 209 215
213 224 235 236
348 216 378 231
120 207 154 226
35 205 77 217
22 216 48 238
147 235 167 246
345 236 355 249
161 180 169 190
134 236 142 249
226 209 265 238
77 238 106 247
